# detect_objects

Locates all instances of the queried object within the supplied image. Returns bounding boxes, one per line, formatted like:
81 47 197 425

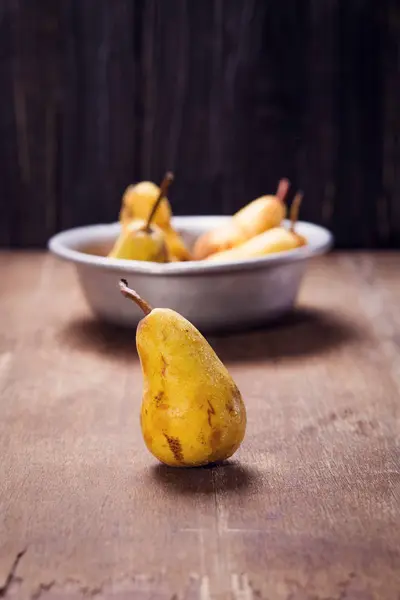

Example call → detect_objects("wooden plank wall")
0 0 399 248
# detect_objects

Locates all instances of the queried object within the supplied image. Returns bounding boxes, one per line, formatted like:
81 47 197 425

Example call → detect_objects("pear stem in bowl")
145 171 174 232
276 178 290 203
119 279 153 315
290 191 303 233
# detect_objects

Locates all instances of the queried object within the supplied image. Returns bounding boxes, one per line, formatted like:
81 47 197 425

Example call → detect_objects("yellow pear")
207 191 307 262
119 175 191 261
108 219 168 262
193 178 289 259
109 173 174 262
120 181 171 229
119 280 247 467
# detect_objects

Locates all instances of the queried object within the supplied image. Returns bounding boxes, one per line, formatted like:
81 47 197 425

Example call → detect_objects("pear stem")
119 279 153 315
145 171 174 232
290 191 304 233
276 178 290 203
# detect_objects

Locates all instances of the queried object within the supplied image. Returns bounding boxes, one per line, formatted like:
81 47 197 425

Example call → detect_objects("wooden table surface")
0 252 399 599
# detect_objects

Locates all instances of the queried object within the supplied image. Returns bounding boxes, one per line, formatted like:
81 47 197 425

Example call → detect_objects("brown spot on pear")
154 391 164 406
207 400 215 427
164 434 184 463
210 428 222 451
160 354 168 377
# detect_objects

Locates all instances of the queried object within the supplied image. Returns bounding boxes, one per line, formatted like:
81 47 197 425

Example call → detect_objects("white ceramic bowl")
48 216 333 332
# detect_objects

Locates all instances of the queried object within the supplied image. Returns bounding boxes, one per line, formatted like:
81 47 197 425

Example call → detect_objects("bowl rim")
48 216 334 277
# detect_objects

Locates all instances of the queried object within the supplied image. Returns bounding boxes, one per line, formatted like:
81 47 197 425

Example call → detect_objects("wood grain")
0 251 399 598
1 1 400 248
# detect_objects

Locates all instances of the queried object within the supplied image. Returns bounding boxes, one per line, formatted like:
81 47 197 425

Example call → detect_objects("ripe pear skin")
206 226 307 262
235 194 287 237
108 219 167 262
120 282 246 467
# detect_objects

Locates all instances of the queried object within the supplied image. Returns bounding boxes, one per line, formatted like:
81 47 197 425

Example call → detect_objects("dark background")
1 0 399 249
